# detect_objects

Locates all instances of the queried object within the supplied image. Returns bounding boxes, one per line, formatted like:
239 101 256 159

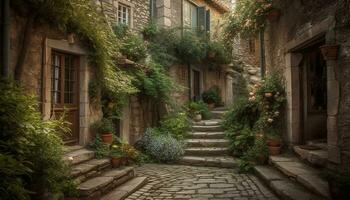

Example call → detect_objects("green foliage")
119 34 147 62
0 79 74 199
202 87 222 105
223 0 274 42
113 23 129 38
206 40 231 69
91 118 115 135
133 62 177 102
187 101 212 120
142 22 159 40
174 32 206 64
159 112 190 140
223 73 285 167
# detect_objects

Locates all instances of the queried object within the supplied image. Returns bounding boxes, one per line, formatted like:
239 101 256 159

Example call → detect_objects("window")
118 3 131 26
150 0 157 21
183 1 198 31
248 38 255 54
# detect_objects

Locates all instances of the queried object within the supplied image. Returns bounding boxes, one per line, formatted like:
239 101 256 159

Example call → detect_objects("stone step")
211 111 225 119
179 156 237 168
77 166 135 199
100 177 148 200
254 166 326 200
64 145 85 153
293 146 328 167
269 154 331 199
188 132 226 139
71 158 111 184
192 125 223 132
213 107 228 111
193 119 222 126
306 140 328 150
185 139 230 148
64 148 95 166
185 147 229 156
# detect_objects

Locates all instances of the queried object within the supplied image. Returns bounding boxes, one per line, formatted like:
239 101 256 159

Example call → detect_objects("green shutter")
206 10 211 35
197 6 206 36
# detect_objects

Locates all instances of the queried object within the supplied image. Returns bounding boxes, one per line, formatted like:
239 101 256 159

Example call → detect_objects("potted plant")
320 44 340 60
202 88 221 109
194 111 202 122
120 143 139 165
110 145 123 168
266 129 282 155
91 118 114 144
266 8 281 22
323 167 350 199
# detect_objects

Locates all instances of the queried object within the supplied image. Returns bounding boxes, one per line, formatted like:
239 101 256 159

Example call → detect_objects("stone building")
153 0 233 107
262 0 350 168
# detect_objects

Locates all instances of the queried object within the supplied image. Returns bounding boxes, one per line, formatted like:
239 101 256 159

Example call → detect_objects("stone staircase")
254 153 331 200
63 145 147 200
179 108 237 168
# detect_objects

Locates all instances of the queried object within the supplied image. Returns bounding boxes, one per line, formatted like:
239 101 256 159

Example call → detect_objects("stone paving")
125 164 279 200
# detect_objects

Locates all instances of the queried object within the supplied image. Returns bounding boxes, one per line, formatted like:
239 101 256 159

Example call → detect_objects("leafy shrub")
136 128 185 163
159 112 190 140
113 23 129 38
142 22 159 39
174 32 206 64
206 40 231 69
120 34 147 62
91 118 115 135
133 62 177 101
187 101 212 120
202 87 221 105
0 79 74 199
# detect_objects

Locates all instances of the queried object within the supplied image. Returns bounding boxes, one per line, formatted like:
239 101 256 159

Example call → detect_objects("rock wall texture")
264 0 350 167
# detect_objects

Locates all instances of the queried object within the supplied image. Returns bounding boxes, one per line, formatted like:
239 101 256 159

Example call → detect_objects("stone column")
156 0 171 27
225 69 234 106
285 53 303 146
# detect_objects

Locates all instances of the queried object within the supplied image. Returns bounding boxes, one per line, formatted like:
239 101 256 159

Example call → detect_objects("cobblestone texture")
125 164 279 200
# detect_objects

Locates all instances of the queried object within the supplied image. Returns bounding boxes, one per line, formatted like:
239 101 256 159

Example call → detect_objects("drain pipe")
259 30 266 78
1 0 10 78
188 63 191 101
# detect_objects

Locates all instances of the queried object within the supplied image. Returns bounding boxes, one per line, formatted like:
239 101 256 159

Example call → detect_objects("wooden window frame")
115 0 134 28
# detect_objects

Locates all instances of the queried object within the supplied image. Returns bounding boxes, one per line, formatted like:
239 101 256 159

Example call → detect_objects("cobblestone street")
126 164 278 200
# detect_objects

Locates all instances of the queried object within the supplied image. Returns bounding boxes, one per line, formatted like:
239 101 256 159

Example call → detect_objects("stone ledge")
188 132 226 139
179 156 237 168
185 147 229 156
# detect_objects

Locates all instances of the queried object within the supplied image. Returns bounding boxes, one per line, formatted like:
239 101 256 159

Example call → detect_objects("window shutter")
206 10 211 35
197 6 206 35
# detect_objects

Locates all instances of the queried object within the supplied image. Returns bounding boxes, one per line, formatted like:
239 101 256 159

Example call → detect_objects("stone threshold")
100 177 148 200
179 156 237 168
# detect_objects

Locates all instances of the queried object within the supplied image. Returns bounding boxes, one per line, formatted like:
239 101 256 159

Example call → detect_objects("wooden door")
192 70 200 101
300 43 327 142
51 51 79 144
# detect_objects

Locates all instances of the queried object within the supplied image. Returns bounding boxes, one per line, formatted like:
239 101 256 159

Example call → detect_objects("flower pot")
320 44 340 60
266 9 281 22
121 157 129 165
264 92 273 98
194 114 202 122
101 133 113 144
268 145 281 155
267 138 281 147
111 157 122 168
208 103 215 110
257 155 268 165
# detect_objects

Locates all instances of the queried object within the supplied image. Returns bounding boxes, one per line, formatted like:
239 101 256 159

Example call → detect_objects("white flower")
249 92 254 96
68 157 74 161
267 118 274 123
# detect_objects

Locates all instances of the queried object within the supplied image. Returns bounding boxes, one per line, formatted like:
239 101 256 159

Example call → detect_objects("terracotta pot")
267 138 281 147
268 145 281 155
101 133 113 144
266 9 281 22
208 103 215 110
264 92 273 98
111 157 122 168
320 44 340 60
121 157 129 165
257 155 268 165
194 114 202 122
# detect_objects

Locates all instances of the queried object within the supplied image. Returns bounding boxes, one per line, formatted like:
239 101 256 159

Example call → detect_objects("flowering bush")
135 128 185 163
223 0 275 41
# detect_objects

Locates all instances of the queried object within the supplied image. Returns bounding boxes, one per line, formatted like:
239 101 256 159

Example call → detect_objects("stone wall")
263 0 350 167
97 0 150 32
